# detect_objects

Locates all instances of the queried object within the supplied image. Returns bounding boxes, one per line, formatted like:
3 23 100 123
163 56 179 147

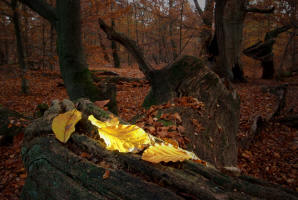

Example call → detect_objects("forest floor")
0 64 297 199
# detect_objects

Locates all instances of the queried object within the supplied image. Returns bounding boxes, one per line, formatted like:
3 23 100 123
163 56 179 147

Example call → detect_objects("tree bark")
55 0 102 102
179 0 184 55
169 0 178 60
243 25 292 79
20 99 298 200
19 0 114 107
210 0 275 81
111 19 120 68
11 0 29 94
98 31 110 63
193 0 213 57
211 0 246 81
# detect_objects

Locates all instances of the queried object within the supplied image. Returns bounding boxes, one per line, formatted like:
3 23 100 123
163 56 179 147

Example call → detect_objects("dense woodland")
0 0 297 199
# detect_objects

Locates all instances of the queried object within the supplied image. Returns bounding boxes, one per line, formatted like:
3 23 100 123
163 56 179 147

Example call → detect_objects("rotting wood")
21 99 298 200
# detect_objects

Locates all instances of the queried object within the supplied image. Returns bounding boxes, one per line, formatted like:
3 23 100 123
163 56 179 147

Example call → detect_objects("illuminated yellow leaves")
52 109 82 143
51 110 203 164
142 143 198 163
88 115 152 153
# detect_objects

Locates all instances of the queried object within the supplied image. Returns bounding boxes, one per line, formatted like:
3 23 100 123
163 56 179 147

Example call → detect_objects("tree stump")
144 56 240 168
21 99 298 200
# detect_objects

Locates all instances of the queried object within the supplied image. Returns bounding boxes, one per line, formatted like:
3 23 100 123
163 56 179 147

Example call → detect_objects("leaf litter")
0 65 298 200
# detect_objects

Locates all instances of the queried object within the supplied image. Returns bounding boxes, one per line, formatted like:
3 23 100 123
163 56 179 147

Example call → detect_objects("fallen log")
21 99 298 200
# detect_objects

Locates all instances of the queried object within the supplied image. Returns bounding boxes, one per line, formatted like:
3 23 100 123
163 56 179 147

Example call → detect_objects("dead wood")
21 99 298 200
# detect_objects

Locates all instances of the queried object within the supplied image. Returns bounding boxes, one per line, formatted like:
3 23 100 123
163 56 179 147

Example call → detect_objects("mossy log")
21 99 298 200
99 18 240 168
144 56 240 169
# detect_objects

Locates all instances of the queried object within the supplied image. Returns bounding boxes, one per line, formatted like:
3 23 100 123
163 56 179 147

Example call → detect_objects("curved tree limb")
245 6 275 14
265 24 292 40
193 0 203 16
19 0 57 26
98 18 154 82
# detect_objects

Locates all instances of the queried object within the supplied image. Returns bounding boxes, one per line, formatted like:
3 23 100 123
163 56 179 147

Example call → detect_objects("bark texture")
99 19 240 168
20 99 298 200
210 0 274 81
11 0 29 94
144 56 240 168
20 0 109 104
243 25 292 79
211 0 246 81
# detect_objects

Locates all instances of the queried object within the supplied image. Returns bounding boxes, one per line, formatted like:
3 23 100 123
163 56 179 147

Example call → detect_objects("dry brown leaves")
0 133 26 200
135 97 204 149
236 78 298 192
0 65 68 116
0 64 297 199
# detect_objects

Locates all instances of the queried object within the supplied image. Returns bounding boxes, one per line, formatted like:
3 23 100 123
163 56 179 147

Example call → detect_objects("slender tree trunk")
179 0 184 55
133 0 139 44
12 0 29 94
279 31 295 72
0 22 9 64
126 2 131 66
49 23 55 70
111 19 120 68
169 0 178 60
291 1 296 72
22 5 30 64
292 28 296 72
98 31 110 63
48 0 55 70
42 20 46 69
193 0 213 56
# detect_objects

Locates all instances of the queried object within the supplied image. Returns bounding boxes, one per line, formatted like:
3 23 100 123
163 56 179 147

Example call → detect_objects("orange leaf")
94 99 110 109
103 169 110 179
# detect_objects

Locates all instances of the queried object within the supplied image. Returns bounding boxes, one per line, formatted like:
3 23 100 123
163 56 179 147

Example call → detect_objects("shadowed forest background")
0 0 297 199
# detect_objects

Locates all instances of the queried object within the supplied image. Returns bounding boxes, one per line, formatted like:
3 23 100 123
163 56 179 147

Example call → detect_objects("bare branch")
245 6 275 13
19 0 57 26
193 0 203 16
265 24 292 40
98 18 154 82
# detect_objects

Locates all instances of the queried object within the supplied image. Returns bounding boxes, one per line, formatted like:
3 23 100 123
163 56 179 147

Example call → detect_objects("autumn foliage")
0 0 297 199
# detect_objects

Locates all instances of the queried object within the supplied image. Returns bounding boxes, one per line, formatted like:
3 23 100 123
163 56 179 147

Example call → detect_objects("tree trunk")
111 19 120 68
98 31 110 63
243 25 292 79
42 20 46 69
20 99 298 200
12 0 29 94
179 0 184 55
212 0 245 81
193 0 213 57
169 0 178 60
20 0 115 107
55 0 102 102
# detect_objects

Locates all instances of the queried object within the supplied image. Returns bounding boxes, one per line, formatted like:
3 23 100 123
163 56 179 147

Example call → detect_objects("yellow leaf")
88 115 153 153
142 143 198 163
52 109 82 143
